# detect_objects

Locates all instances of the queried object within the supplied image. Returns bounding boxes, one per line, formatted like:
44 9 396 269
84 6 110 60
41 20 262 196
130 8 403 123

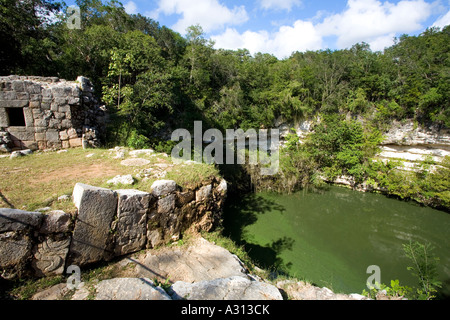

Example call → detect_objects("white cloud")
432 10 450 28
259 0 302 11
316 0 433 49
150 0 248 34
212 20 323 59
124 1 138 15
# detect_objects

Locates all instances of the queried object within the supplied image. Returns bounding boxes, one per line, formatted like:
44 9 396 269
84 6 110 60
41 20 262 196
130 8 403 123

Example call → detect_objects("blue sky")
68 0 450 58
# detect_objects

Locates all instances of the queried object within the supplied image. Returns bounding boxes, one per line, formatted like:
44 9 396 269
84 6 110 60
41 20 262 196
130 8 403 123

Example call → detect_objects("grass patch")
0 147 221 211
8 276 64 300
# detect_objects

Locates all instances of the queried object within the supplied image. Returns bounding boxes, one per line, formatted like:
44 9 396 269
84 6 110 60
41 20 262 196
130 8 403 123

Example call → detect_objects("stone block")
0 109 8 127
23 108 33 127
35 132 46 141
0 232 32 272
62 140 70 149
67 128 78 139
29 100 41 109
196 184 212 202
151 180 177 197
22 141 38 151
29 94 42 101
113 189 152 256
39 210 71 234
0 91 17 100
58 105 70 113
69 183 117 265
16 92 29 100
157 194 176 214
42 88 52 99
0 100 28 108
48 119 61 129
0 208 43 232
176 191 195 206
8 129 35 142
34 119 48 127
11 81 24 92
59 130 69 141
46 130 60 143
69 138 82 147
24 81 42 94
32 236 71 276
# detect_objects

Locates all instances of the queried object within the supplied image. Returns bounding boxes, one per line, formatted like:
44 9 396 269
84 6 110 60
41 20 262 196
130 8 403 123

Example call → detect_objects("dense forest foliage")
1 0 449 208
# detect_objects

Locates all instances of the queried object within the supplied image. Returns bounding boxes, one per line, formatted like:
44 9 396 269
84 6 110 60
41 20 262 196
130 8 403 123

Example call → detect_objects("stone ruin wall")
0 178 227 279
0 75 106 152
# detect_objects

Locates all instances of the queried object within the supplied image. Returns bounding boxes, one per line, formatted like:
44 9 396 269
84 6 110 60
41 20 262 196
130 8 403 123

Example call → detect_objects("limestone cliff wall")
0 178 227 279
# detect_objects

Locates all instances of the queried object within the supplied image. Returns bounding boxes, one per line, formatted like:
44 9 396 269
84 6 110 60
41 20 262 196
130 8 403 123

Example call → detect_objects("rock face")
276 280 370 300
170 276 283 300
92 278 171 300
69 183 118 265
0 75 106 151
133 237 247 283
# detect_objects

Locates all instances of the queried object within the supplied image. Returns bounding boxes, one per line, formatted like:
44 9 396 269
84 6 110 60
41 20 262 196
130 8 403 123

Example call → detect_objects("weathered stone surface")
0 208 43 232
134 238 248 283
31 283 70 300
114 189 151 256
151 180 177 197
196 184 212 202
120 158 151 166
0 75 105 152
176 191 195 206
107 174 135 186
39 210 71 234
92 278 171 300
32 236 71 276
275 280 371 300
170 276 283 300
69 183 117 265
157 194 176 214
0 232 32 271
129 149 154 157
146 229 163 248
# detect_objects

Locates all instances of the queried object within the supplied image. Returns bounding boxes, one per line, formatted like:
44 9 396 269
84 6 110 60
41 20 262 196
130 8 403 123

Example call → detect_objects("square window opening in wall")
6 107 26 126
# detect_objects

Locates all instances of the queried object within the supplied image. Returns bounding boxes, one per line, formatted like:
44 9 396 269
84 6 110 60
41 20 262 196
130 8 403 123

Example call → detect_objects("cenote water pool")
223 185 450 296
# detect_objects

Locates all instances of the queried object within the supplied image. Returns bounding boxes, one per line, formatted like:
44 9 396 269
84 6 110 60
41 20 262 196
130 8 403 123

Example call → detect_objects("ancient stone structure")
0 178 227 279
0 75 106 152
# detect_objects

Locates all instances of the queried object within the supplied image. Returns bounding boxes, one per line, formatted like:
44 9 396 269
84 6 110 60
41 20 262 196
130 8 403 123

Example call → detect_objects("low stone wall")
0 178 227 279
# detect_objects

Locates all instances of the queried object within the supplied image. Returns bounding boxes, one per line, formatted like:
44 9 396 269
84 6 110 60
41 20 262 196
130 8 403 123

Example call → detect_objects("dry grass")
0 147 220 212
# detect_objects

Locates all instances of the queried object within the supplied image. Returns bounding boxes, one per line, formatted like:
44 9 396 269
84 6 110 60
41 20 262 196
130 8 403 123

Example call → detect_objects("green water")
223 186 450 296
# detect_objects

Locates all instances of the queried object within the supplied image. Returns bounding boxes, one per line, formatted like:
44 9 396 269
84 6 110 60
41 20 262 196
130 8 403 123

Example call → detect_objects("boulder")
170 276 283 300
69 183 117 265
151 180 177 197
107 174 135 186
39 210 71 234
134 237 248 283
0 231 32 275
